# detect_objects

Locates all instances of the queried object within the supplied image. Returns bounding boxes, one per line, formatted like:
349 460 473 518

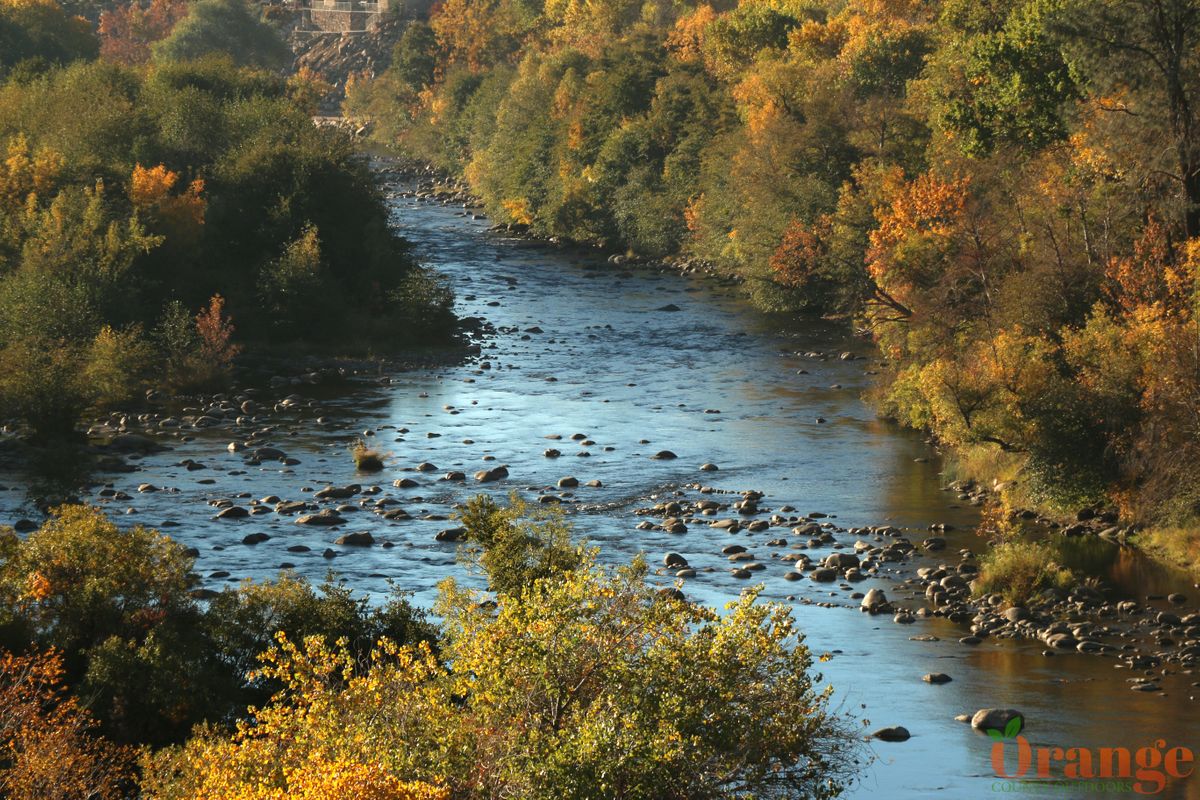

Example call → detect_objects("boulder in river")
861 588 890 614
296 510 344 526
871 726 911 742
651 450 678 460
663 552 688 568
825 552 860 570
315 485 360 500
971 709 1024 734
475 466 509 483
436 527 467 542
809 567 838 582
335 532 374 546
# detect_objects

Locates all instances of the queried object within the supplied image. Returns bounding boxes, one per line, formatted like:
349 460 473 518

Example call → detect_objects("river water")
5 171 1199 798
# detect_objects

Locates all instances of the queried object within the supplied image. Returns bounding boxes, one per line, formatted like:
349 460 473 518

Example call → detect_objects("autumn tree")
1059 0 1200 235
143 500 859 800
0 648 133 800
0 0 97 75
98 0 187 65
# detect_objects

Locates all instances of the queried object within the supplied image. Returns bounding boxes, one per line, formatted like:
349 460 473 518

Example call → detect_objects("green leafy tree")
152 0 290 69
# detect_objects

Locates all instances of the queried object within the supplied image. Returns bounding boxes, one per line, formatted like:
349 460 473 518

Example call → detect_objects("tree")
0 0 97 75
144 546 859 800
0 648 133 800
457 493 586 596
1059 0 1200 235
392 22 439 91
152 0 290 69
932 0 1078 156
98 0 188 65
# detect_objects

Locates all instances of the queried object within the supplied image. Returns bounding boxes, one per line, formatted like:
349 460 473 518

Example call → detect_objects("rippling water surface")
3 175 1197 799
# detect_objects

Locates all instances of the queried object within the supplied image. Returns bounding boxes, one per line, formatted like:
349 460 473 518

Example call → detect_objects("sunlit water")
2 173 1197 799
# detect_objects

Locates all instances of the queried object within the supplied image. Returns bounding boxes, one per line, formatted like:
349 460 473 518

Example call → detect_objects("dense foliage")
0 502 858 799
0 0 455 438
0 506 438 747
347 0 1200 544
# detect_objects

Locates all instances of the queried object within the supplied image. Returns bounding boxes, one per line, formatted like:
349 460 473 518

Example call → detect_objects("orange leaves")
22 571 51 602
130 163 206 239
770 217 828 289
731 70 785 138
864 169 969 319
870 170 969 255
98 0 188 65
129 163 178 207
194 294 240 373
1104 219 1197 318
665 4 716 61
0 649 133 800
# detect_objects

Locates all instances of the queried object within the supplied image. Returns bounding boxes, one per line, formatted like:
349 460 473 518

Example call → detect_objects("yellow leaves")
0 135 63 212
22 571 51 602
501 197 533 226
665 4 716 60
144 536 849 800
284 758 449 800
129 164 206 235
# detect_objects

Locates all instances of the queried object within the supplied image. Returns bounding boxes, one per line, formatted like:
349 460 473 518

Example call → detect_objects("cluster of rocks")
634 486 930 589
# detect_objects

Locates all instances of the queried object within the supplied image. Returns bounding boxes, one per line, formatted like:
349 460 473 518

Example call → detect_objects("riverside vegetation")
0 0 455 443
0 502 860 800
0 1 865 797
345 0 1200 573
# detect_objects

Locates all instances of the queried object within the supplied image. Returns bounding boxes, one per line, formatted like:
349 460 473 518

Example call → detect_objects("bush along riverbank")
0 500 862 798
0 23 459 446
344 0 1200 575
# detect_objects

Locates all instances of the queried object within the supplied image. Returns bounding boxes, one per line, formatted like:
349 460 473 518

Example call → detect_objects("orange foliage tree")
98 0 189 65
129 163 206 241
194 294 240 375
0 649 133 800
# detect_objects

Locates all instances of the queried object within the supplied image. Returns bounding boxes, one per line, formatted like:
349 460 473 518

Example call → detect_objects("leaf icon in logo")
986 728 1004 741
1003 717 1023 739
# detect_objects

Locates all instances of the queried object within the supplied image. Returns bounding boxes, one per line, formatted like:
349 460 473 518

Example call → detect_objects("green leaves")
985 716 1024 741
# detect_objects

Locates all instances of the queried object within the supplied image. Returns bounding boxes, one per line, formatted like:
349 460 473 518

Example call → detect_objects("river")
4 165 1198 799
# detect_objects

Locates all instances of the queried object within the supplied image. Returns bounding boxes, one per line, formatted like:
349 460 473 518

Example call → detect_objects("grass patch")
351 439 386 472
1135 526 1200 579
973 540 1077 606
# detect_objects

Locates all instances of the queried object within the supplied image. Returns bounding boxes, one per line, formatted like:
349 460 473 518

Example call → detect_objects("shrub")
0 648 133 800
203 573 437 688
144 550 859 800
350 439 386 472
258 223 327 337
0 505 196 657
83 324 157 407
151 0 289 69
456 493 586 596
973 540 1077 606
